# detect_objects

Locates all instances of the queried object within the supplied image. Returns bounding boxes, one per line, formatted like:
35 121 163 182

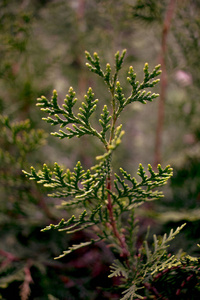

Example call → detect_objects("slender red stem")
0 249 19 261
154 0 177 168
106 174 130 259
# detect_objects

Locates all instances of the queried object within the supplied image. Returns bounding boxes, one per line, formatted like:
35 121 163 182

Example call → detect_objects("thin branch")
106 174 130 259
20 260 33 300
154 0 177 168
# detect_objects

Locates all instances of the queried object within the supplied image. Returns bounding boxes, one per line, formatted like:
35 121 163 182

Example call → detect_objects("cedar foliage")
23 50 200 299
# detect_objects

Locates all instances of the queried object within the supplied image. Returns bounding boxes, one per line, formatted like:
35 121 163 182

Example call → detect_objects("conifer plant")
23 50 197 299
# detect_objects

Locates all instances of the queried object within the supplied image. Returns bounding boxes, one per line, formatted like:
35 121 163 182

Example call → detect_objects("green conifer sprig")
24 50 169 260
24 161 85 191
85 49 126 90
55 238 102 259
42 205 103 235
144 223 187 274
35 50 161 159
111 164 173 211
23 50 191 299
37 87 106 144
109 223 187 299
23 159 108 213
126 64 161 104
99 105 111 141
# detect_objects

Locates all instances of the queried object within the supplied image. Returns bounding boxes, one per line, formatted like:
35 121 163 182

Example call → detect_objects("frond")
116 62 161 114
42 205 103 234
112 164 173 209
99 105 111 141
109 259 129 279
144 223 186 274
121 285 144 300
37 88 105 143
54 238 102 259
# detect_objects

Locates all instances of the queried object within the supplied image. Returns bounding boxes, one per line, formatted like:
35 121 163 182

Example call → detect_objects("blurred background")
0 0 200 299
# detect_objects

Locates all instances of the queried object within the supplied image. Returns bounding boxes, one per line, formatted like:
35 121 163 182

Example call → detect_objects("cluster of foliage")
0 117 66 300
23 50 200 299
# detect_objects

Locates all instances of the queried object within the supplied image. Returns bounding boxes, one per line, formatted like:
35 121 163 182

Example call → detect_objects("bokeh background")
0 0 200 299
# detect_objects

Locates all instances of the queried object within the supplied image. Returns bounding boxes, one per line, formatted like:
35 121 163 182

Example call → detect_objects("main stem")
106 172 129 258
106 85 130 259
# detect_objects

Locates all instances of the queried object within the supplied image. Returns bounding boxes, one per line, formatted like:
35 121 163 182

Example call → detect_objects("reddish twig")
0 249 19 269
154 0 177 168
0 249 19 261
106 175 130 259
20 260 33 300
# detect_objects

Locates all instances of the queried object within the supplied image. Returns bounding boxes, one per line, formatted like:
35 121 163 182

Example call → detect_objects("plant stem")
105 80 130 259
109 89 117 143
106 174 130 258
154 0 176 168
